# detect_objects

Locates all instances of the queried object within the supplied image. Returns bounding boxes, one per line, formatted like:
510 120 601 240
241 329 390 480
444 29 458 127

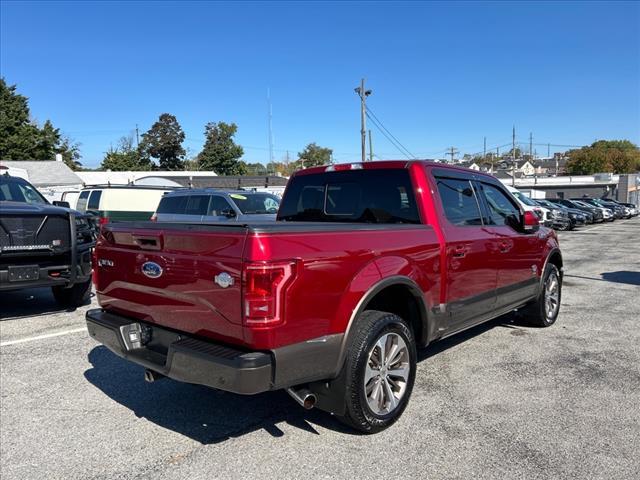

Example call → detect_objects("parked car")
606 198 638 218
504 185 553 227
549 199 603 223
574 198 623 220
535 199 589 226
606 199 638 216
571 199 614 222
75 185 176 224
87 161 563 433
507 188 570 230
153 189 281 223
0 173 95 306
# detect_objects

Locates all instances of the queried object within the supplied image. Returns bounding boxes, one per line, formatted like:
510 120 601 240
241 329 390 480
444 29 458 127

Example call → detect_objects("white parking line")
0 327 87 347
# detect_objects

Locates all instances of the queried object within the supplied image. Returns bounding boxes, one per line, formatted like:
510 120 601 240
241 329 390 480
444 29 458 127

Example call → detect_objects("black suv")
0 174 95 307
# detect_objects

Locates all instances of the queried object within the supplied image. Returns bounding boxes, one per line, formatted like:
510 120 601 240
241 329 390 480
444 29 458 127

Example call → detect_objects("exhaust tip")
144 369 164 383
287 387 317 409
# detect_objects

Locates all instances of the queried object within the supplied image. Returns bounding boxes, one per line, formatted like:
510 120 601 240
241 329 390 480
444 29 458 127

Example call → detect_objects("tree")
197 122 245 175
297 142 332 168
0 78 82 169
56 136 83 170
566 140 640 174
244 162 268 175
139 113 186 170
100 135 152 171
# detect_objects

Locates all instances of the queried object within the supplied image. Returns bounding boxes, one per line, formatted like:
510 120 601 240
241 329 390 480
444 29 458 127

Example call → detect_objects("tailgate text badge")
215 272 234 288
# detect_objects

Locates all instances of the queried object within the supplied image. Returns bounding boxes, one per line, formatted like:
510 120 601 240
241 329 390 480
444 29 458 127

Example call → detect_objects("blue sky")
1 0 639 168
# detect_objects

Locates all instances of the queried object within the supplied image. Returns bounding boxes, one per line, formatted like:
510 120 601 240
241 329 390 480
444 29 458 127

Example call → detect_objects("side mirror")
221 208 236 218
505 214 521 231
53 200 70 208
523 210 540 233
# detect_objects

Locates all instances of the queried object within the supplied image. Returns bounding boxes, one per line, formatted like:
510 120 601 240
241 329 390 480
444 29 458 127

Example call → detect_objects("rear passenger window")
479 183 520 226
435 177 483 226
209 196 232 215
184 195 210 216
157 195 187 214
76 191 90 211
87 190 102 210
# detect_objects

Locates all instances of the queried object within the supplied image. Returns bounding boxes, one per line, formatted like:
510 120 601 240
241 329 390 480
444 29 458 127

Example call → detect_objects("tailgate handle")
133 235 162 250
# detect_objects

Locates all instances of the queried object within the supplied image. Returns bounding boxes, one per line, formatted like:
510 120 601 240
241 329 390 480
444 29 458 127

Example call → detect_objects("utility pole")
354 78 372 162
368 130 373 162
483 136 487 161
135 124 140 148
268 88 274 165
529 132 533 162
547 142 550 159
447 146 459 164
511 125 516 187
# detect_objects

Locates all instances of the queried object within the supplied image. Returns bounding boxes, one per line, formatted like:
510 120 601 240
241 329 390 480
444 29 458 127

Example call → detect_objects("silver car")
153 189 280 223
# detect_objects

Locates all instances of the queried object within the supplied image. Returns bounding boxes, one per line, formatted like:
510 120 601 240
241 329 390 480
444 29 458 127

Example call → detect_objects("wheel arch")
333 275 431 377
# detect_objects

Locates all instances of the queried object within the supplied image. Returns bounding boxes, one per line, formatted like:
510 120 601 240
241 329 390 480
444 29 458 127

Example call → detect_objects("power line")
365 112 413 160
365 107 416 159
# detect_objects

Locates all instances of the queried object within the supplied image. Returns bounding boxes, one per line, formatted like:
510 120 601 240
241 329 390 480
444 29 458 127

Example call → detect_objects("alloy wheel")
364 332 410 415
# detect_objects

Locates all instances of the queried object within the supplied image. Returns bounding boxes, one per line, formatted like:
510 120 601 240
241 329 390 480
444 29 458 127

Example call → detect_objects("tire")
336 310 417 433
52 279 91 308
521 264 561 327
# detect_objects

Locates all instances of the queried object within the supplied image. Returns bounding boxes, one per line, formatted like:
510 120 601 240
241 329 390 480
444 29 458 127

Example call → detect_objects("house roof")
0 160 82 186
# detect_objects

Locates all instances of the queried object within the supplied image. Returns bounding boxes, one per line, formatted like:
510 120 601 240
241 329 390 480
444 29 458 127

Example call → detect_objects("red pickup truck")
86 161 563 433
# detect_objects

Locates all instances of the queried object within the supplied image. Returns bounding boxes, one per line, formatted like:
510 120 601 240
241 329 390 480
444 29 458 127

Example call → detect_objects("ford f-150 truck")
86 161 563 433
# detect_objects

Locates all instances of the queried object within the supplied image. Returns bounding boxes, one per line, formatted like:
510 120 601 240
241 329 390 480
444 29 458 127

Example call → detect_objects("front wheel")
337 310 417 433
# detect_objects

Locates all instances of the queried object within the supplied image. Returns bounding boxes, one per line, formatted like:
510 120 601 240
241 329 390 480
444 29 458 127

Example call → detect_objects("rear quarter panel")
244 226 441 349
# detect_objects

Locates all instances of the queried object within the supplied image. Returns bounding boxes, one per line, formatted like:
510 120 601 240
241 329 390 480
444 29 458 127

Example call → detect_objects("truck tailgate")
95 223 247 345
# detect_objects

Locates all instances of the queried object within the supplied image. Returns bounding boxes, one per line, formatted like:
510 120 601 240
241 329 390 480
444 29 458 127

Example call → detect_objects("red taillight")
243 261 296 326
99 216 109 225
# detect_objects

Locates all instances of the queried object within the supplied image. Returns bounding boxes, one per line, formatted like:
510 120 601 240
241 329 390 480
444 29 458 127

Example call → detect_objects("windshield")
228 193 280 214
0 176 48 204
511 190 537 207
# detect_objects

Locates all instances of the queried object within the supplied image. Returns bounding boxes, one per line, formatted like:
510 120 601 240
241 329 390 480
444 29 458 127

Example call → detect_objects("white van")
75 185 176 223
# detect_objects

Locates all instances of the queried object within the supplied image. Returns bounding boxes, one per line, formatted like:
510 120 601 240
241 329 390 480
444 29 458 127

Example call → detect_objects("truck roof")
294 160 499 181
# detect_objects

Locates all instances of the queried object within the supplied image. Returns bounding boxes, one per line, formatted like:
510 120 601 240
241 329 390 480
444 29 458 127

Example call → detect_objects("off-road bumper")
0 248 92 291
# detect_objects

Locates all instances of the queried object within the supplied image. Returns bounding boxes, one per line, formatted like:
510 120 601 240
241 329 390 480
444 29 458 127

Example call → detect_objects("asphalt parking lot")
1 218 639 480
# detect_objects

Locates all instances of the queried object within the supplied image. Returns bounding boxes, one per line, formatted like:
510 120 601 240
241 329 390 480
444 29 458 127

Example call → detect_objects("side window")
209 196 232 216
435 177 483 226
479 183 521 226
77 190 90 211
184 195 210 216
157 195 187 214
87 190 102 210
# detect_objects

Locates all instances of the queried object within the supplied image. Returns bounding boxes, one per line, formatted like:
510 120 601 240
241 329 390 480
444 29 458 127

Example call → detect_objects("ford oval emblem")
215 272 234 288
141 261 163 279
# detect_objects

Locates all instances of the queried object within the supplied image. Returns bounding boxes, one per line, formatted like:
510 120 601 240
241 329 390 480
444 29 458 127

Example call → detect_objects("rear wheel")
336 310 417 433
521 264 561 327
52 279 91 308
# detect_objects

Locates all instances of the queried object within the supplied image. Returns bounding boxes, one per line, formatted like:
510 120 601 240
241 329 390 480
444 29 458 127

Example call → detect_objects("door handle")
452 245 466 258
498 241 509 253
